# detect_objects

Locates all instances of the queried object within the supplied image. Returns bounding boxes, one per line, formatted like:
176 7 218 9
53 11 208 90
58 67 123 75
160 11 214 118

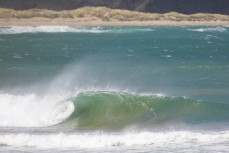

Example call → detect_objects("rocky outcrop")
0 0 229 15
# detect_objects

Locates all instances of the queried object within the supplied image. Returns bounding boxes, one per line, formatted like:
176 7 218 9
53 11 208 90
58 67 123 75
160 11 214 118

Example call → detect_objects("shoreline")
1 18 229 26
1 7 229 26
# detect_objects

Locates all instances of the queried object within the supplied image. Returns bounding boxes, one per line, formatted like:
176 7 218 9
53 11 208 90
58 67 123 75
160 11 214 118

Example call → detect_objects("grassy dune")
0 7 229 21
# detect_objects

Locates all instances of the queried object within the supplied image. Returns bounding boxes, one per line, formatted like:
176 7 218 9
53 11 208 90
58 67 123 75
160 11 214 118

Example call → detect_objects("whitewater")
0 26 229 153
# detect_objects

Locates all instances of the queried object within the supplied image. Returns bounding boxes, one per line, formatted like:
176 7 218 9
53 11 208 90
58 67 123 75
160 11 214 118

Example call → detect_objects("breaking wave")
1 91 229 129
0 26 153 34
0 93 74 127
62 91 229 130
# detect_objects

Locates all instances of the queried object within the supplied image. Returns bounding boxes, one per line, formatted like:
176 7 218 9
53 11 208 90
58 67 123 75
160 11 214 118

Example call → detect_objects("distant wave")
0 26 154 34
188 27 227 32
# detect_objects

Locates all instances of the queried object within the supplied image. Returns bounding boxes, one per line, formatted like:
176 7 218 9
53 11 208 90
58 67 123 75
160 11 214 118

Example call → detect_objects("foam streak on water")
0 131 229 150
188 27 227 32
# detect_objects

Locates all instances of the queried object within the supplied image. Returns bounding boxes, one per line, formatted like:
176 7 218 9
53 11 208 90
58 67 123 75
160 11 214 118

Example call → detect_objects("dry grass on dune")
0 7 229 21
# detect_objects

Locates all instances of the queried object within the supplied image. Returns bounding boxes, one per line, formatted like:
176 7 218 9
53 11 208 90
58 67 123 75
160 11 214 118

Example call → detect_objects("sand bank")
1 18 229 26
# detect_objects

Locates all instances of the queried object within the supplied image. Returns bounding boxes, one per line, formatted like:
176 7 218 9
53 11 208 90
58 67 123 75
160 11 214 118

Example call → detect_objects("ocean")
0 26 229 152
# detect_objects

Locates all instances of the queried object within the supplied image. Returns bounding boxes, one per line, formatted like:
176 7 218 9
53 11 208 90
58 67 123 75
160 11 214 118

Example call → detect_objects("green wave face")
61 92 229 130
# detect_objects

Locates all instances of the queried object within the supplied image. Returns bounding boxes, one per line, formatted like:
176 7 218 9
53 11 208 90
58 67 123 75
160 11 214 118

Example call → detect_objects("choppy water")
0 26 229 152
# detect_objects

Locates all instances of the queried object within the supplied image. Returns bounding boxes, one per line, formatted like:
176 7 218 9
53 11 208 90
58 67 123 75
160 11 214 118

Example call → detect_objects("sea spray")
0 93 74 127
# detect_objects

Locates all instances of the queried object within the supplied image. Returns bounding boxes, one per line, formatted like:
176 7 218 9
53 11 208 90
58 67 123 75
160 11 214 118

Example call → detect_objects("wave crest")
60 91 229 130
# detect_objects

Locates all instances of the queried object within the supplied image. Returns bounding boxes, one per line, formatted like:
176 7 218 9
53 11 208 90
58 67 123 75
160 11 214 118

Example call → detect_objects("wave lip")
0 93 74 127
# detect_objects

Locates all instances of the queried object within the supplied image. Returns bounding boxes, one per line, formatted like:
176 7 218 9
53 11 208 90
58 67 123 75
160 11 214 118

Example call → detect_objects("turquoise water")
0 26 229 152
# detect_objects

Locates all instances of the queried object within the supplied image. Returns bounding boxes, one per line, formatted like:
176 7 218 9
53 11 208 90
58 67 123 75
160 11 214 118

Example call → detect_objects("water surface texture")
0 26 229 153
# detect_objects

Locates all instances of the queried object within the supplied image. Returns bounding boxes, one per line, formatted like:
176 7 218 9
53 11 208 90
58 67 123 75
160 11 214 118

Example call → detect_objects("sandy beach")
1 17 229 26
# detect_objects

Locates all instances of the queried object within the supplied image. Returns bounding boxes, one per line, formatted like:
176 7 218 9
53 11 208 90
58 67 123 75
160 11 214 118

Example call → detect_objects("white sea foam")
166 55 172 58
0 131 229 149
188 27 227 32
0 93 74 127
0 26 103 34
0 26 154 34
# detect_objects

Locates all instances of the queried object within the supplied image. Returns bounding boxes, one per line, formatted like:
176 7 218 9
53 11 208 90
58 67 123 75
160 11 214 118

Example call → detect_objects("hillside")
1 7 229 22
0 0 229 15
